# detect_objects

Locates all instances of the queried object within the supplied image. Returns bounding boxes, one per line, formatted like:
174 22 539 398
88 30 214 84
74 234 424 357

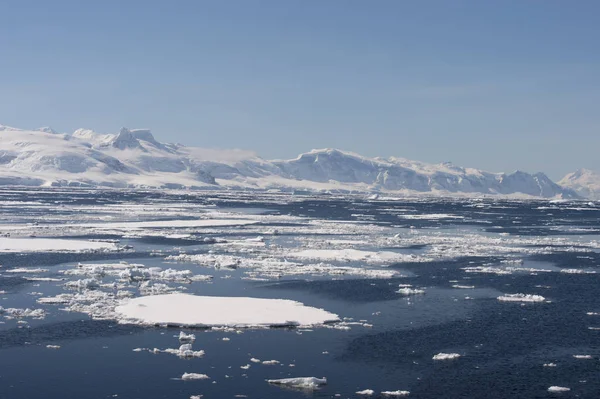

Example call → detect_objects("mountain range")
0 124 596 199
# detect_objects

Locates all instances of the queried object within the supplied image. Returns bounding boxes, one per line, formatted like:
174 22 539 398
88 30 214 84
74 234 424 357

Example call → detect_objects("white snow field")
0 124 582 198
115 293 339 327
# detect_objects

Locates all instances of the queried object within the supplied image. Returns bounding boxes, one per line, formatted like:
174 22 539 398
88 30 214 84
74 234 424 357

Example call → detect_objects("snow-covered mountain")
0 124 580 198
559 169 600 199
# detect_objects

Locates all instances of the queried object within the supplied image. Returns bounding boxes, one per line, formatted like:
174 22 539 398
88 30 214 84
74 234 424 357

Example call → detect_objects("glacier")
0 124 582 198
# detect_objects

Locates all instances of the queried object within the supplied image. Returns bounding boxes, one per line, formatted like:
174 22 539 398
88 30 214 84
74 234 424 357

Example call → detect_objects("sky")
1 0 599 180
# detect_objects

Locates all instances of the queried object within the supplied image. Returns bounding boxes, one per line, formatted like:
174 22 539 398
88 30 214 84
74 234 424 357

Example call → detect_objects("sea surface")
0 188 599 399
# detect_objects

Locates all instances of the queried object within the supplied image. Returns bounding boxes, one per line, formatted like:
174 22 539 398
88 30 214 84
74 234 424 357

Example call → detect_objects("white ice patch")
432 353 461 360
0 237 117 253
267 377 327 390
115 293 339 328
497 294 546 303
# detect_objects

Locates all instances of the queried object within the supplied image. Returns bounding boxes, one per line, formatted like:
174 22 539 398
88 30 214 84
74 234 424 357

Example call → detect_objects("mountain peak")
111 127 142 150
37 126 59 134
0 124 22 132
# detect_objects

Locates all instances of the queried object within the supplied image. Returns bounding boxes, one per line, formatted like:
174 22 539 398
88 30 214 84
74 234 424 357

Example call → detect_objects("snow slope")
0 124 580 198
559 168 600 199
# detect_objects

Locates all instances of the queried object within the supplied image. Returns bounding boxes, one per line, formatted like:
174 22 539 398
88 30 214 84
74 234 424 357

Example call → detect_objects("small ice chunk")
240 364 251 370
46 345 61 349
543 363 557 367
356 389 375 395
250 358 261 363
547 386 570 393
381 390 410 397
573 354 592 359
190 396 203 399
497 294 545 303
262 360 280 365
179 331 196 342
267 377 327 390
181 373 210 381
397 288 425 296
432 353 461 361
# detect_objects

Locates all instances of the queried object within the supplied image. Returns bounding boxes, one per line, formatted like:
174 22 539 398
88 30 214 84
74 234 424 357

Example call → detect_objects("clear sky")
1 0 599 179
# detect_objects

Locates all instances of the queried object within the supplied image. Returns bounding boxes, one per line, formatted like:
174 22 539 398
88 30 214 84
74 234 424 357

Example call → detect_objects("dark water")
0 189 599 398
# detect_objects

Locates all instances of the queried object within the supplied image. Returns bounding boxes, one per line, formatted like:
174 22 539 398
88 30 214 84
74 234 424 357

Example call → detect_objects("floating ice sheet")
115 293 339 328
0 237 117 253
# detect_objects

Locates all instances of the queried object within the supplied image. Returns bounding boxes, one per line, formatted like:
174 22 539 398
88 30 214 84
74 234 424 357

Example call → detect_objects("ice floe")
179 331 196 342
266 377 327 390
547 386 570 393
115 293 339 328
497 294 546 303
381 390 410 397
432 353 461 360
181 373 210 381
573 354 592 359
0 306 46 319
356 389 375 395
286 249 417 264
0 237 118 252
5 268 49 273
397 286 425 296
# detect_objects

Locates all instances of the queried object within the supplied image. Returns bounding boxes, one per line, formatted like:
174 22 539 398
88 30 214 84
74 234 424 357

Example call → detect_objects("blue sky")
1 0 599 179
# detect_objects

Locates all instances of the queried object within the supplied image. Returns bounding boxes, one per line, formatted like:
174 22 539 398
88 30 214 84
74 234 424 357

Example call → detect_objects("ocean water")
0 189 599 398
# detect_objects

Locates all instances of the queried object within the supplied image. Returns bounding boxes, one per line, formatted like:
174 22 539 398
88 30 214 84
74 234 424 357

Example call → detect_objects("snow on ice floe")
381 390 410 397
115 293 339 328
547 386 570 393
266 377 327 390
432 353 461 360
497 294 546 303
0 237 117 253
